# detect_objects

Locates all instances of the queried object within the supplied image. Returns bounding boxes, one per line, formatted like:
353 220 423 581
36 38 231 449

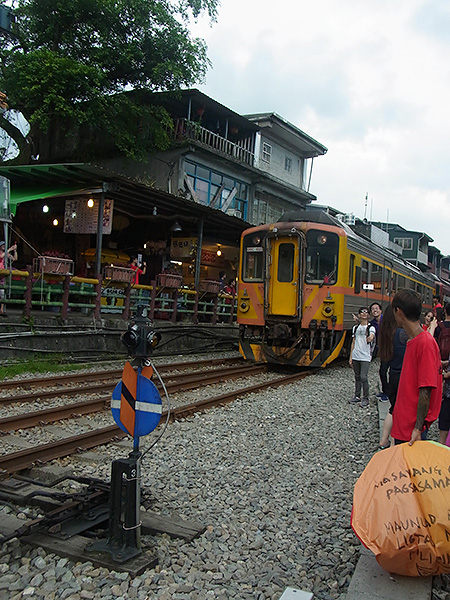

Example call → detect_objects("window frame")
304 230 339 286
394 237 413 250
262 142 272 163
185 160 248 219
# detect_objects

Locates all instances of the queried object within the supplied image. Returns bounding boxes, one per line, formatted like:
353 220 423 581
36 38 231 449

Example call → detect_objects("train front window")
278 243 295 282
242 232 265 282
305 230 339 285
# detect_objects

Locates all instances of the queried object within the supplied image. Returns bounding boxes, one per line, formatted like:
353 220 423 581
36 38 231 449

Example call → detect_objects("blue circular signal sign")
112 372 162 438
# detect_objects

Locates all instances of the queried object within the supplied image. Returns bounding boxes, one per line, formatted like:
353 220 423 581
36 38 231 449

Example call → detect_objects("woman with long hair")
378 304 408 449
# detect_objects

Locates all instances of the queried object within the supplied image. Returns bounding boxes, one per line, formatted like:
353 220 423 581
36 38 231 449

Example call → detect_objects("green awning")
10 186 84 215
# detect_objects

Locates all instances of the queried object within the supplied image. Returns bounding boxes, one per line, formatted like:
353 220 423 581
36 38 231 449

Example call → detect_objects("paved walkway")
345 398 432 600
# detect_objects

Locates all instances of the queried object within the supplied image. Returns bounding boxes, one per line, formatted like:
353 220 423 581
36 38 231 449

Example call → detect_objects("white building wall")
256 134 305 190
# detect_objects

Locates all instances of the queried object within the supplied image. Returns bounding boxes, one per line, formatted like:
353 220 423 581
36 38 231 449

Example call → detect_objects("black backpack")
437 322 450 361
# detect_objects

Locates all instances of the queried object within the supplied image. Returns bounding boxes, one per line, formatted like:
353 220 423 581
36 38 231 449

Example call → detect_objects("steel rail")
0 364 268 431
0 362 263 407
0 369 313 476
0 356 242 392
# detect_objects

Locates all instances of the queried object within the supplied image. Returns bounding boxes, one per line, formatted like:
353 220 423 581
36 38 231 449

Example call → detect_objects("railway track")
0 365 313 477
0 355 242 394
0 361 265 409
0 362 268 430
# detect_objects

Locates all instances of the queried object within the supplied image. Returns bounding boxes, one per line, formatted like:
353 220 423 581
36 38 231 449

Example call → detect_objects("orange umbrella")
351 441 450 576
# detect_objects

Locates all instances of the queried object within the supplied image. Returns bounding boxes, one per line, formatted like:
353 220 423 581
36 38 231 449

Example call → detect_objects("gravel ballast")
0 356 448 600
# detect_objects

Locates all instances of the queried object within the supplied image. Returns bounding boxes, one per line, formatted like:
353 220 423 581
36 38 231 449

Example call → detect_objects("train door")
266 235 300 317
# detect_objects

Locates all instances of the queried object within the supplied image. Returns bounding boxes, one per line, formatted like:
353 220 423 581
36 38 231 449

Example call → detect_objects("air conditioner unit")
337 212 355 225
226 208 242 219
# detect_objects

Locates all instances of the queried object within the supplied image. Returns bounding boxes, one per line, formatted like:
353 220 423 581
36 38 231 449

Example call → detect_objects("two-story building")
1 89 328 288
108 90 327 228
370 222 432 272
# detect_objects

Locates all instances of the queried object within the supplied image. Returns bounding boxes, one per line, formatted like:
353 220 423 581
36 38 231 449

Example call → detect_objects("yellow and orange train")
237 209 438 367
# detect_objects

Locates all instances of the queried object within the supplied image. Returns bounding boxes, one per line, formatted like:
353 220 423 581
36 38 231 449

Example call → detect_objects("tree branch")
0 113 31 163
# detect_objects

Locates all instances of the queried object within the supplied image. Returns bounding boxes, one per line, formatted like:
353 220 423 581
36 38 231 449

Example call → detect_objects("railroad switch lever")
88 450 142 563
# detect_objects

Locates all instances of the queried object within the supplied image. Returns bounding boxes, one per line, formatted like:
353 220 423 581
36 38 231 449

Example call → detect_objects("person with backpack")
349 307 376 408
434 302 450 362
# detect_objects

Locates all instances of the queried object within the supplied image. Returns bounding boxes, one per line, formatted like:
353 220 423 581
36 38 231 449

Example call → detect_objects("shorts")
439 396 450 431
0 289 4 300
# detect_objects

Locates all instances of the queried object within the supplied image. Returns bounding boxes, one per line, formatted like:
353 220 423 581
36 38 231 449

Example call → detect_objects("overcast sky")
190 0 450 255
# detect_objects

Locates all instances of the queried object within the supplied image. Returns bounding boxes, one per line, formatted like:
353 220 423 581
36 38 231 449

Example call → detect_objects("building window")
262 142 272 163
285 156 292 173
394 237 413 250
185 160 248 219
253 197 283 225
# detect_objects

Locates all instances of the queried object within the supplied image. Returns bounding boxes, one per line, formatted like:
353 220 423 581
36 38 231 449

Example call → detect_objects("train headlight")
322 304 334 317
239 300 250 313
322 292 335 317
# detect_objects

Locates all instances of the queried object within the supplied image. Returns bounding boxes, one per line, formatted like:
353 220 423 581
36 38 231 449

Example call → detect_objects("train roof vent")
279 209 339 226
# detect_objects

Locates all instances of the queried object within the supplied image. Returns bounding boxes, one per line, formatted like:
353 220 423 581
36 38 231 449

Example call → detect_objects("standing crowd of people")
349 291 449 448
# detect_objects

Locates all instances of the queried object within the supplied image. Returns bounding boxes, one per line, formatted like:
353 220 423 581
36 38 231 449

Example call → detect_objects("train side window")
354 266 362 294
305 230 339 284
361 260 369 286
277 243 295 282
242 233 264 282
398 275 406 289
349 255 355 286
392 272 398 293
371 263 382 293
383 269 391 294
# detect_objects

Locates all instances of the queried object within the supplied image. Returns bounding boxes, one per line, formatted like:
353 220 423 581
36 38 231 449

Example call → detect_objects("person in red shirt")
130 256 146 285
391 290 442 445
433 295 444 321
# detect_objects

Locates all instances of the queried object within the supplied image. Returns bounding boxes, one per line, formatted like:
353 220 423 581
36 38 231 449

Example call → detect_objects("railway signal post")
89 304 162 565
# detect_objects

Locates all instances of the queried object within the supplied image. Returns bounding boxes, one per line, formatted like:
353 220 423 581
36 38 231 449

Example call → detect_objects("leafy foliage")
0 0 218 162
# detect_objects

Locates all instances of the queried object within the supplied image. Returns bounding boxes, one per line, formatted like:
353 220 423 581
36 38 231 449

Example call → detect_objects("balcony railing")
417 249 428 265
173 118 255 167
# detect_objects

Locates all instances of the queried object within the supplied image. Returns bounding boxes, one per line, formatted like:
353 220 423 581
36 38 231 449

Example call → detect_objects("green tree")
0 0 218 163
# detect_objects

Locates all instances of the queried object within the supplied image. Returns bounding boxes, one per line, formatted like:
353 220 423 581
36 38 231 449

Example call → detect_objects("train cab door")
266 234 300 317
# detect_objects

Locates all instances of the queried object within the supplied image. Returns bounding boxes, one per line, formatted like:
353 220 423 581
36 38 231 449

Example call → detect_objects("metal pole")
95 191 105 278
195 219 203 290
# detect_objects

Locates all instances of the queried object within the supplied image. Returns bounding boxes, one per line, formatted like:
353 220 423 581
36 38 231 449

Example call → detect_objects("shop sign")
0 176 10 222
64 197 114 234
201 250 227 267
171 237 197 258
